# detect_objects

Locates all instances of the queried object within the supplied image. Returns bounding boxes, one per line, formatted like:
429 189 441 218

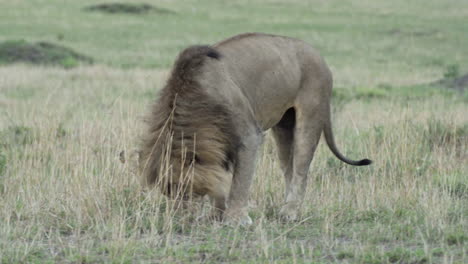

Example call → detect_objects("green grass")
0 0 467 263
1 0 466 79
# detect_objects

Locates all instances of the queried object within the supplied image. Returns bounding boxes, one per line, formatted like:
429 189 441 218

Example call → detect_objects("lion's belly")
252 84 299 130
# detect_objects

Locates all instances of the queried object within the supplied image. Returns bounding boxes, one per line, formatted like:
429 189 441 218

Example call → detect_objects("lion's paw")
224 210 253 226
279 203 299 222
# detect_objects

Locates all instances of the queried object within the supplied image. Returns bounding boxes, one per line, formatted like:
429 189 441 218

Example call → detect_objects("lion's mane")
139 46 241 198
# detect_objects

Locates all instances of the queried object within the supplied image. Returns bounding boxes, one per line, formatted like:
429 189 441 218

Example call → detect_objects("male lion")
140 33 371 225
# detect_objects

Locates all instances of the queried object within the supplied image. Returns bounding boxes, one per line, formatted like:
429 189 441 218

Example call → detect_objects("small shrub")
59 57 78 69
446 233 466 245
337 251 354 260
385 248 411 263
0 151 5 176
56 123 67 139
443 64 460 80
431 65 467 92
435 172 468 199
431 248 444 257
0 125 36 147
359 251 382 264
355 86 389 100
423 119 467 154
0 150 6 194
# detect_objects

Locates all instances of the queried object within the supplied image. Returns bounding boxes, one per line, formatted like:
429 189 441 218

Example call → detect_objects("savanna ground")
0 0 467 263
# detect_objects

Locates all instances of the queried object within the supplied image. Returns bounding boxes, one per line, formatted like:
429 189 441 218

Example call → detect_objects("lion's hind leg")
271 107 295 197
278 103 323 221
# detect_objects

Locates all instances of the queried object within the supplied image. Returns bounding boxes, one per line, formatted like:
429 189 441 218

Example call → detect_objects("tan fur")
140 33 371 224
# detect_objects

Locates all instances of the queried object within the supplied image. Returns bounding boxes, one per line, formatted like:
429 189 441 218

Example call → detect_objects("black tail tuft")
357 159 372 166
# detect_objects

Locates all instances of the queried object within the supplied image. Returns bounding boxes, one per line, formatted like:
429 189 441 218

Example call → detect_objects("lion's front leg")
224 132 262 226
206 195 226 221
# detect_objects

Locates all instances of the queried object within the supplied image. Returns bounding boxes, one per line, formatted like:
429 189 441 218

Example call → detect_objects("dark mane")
140 45 240 189
167 45 220 91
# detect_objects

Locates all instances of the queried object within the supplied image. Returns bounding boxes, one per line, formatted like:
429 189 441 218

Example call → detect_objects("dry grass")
1 0 467 262
0 65 466 263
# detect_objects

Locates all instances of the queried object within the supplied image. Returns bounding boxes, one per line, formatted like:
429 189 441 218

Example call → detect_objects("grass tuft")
337 250 354 260
423 118 467 154
0 125 37 147
443 64 460 80
446 232 466 246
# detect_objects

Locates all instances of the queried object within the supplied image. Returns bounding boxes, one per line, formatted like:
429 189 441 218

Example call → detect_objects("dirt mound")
84 3 174 15
431 64 467 92
433 73 468 92
0 40 93 68
449 74 468 91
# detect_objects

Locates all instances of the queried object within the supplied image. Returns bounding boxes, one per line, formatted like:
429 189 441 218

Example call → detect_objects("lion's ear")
194 155 202 164
187 154 202 165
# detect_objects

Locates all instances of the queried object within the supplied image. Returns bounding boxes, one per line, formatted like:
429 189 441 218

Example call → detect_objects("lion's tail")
322 105 372 166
